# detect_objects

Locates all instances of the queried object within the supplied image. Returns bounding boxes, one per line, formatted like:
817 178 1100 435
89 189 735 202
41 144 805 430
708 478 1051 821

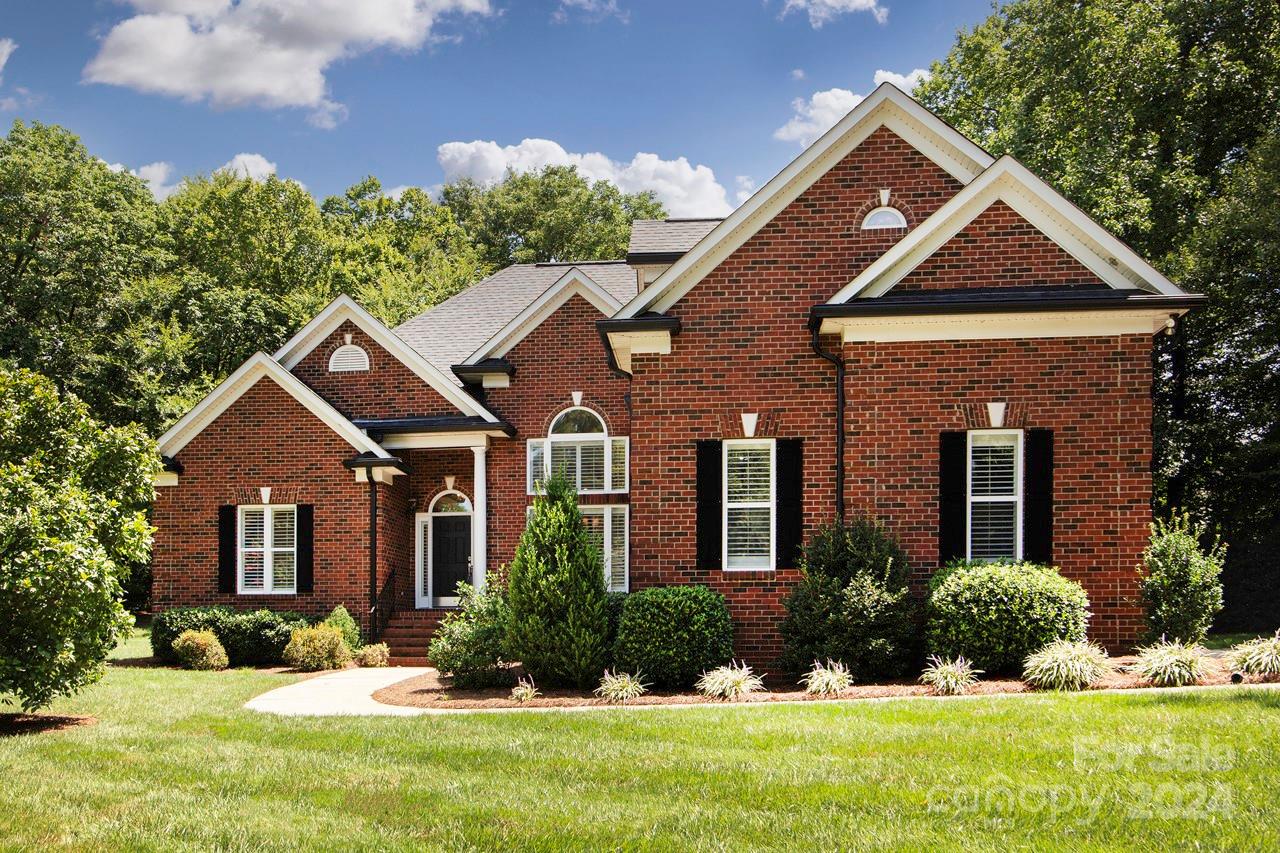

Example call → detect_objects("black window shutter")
775 439 804 569
296 505 315 593
1023 429 1054 564
938 432 967 566
695 441 723 570
217 505 237 593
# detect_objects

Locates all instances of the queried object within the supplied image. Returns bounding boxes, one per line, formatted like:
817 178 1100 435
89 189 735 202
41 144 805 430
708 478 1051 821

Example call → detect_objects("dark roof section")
160 455 183 474
451 358 515 385
395 261 637 384
627 219 723 265
596 313 683 377
352 415 516 439
342 452 412 473
810 287 1207 328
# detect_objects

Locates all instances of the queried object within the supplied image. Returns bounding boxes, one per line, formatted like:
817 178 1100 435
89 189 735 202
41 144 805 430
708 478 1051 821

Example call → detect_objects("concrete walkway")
246 667 432 716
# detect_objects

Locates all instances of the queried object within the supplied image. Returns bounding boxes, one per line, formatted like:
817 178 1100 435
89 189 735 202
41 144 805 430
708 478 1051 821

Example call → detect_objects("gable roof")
395 261 637 382
615 83 996 318
156 353 391 458
273 295 499 422
826 157 1185 302
462 267 624 365
627 218 723 263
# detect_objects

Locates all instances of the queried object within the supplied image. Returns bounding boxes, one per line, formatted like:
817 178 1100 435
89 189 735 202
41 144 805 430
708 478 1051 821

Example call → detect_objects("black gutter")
343 453 409 640
352 417 516 439
626 251 685 265
596 313 682 379
809 292 1207 325
810 327 846 521
451 358 515 384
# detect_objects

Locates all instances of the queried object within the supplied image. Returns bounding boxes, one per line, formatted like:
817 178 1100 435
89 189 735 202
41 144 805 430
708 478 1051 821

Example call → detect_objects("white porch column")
471 444 488 589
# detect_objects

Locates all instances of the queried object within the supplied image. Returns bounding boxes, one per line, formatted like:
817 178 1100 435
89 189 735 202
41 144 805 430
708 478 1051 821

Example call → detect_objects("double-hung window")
967 430 1022 561
527 407 628 494
723 439 775 570
581 505 629 592
239 505 297 593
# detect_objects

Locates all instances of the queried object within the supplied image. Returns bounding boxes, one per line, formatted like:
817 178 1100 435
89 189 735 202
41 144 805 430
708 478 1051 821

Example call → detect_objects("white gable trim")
616 84 996 319
828 157 1185 303
156 353 390 459
464 269 623 364
273 295 499 422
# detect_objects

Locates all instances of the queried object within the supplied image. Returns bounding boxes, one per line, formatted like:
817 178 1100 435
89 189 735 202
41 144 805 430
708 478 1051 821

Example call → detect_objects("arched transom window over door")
527 406 628 494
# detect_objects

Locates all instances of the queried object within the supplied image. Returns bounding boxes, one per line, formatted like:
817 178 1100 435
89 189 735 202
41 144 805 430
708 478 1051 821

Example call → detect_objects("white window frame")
722 438 776 572
527 407 628 495
966 429 1024 561
861 206 908 230
237 504 297 595
522 503 629 592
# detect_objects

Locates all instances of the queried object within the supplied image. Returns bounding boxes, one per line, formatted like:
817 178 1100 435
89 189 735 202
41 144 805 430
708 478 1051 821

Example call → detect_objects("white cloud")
553 0 629 24
107 159 182 199
790 68 806 81
780 0 888 28
83 0 494 128
873 67 930 93
218 152 278 181
734 175 757 205
436 138 733 217
773 68 932 147
0 38 16 83
773 87 863 146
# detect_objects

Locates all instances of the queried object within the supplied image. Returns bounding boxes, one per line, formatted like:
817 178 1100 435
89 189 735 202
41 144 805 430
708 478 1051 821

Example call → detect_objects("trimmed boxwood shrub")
152 606 312 666
613 585 733 687
172 629 229 671
779 517 919 679
284 624 352 671
926 561 1090 674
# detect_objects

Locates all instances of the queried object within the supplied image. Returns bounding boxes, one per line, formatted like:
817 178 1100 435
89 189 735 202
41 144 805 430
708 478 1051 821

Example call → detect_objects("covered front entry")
415 491 473 607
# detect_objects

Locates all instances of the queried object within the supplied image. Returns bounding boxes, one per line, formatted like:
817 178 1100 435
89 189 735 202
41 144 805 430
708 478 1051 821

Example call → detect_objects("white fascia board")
463 269 622 364
156 352 390 459
828 157 1185 303
820 308 1185 343
273 295 500 422
378 432 498 451
615 83 996 319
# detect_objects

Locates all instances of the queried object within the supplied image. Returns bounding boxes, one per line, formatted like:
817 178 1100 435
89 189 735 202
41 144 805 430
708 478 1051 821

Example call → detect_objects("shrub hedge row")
152 606 313 666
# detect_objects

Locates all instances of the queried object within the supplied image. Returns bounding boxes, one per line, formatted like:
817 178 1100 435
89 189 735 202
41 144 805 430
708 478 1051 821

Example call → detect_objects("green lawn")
2 628 1278 851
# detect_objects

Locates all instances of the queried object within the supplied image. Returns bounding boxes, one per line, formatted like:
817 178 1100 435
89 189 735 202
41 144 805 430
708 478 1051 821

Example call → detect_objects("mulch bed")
0 714 98 737
373 655 1255 710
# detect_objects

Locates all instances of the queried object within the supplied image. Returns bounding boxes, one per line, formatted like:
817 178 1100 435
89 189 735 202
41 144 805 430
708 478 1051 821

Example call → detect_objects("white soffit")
615 83 996 319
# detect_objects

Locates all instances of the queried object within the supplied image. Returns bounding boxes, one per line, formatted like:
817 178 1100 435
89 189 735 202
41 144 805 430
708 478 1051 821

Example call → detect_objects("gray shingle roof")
628 219 722 257
395 261 637 383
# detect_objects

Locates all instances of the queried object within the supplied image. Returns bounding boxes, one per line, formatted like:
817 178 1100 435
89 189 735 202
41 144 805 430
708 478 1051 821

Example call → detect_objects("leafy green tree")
441 165 665 268
505 475 609 687
0 365 156 709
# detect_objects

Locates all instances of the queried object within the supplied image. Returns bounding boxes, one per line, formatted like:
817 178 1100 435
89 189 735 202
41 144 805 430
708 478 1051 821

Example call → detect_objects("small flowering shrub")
696 661 765 700
1227 632 1280 677
429 578 511 688
919 655 982 696
172 629 229 671
594 670 650 704
800 660 853 696
283 624 352 671
1129 638 1207 687
510 677 541 703
354 643 390 668
1022 639 1110 691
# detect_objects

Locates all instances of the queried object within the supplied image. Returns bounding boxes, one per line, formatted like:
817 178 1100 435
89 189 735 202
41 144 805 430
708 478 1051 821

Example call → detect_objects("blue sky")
0 0 992 215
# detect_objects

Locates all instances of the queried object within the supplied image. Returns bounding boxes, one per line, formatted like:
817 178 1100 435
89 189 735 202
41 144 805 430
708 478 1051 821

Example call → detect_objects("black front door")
431 515 471 601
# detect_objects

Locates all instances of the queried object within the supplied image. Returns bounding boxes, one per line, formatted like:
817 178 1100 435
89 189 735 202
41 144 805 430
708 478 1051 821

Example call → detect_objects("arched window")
328 343 370 372
429 492 472 514
527 406 628 494
861 206 908 230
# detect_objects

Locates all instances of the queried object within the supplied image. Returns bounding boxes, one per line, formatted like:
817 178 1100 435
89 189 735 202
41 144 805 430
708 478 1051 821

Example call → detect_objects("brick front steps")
380 609 450 666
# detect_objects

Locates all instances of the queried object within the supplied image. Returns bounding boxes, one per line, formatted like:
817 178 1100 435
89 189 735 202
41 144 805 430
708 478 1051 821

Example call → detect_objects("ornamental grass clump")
800 660 853 696
594 670 650 704
1227 632 1280 678
696 661 765 700
1022 639 1111 691
172 629 229 671
1129 638 1207 687
919 655 982 696
510 677 540 703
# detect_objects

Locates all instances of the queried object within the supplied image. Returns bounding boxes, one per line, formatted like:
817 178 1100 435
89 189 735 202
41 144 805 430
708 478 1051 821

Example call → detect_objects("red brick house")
151 84 1203 665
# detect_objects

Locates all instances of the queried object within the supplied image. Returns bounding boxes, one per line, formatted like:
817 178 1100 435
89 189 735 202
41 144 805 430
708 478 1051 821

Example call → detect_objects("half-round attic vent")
328 343 370 372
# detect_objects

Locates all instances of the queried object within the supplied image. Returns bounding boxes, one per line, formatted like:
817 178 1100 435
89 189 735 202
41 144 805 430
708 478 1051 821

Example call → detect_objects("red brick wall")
291 319 463 420
896 200 1105 292
152 377 379 628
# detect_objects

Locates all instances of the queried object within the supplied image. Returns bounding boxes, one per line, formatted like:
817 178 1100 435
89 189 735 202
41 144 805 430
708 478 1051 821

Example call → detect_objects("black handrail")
371 566 398 642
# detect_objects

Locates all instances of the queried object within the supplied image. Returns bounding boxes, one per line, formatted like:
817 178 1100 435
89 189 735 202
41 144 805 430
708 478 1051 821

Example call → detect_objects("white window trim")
966 429 1024 561
723 438 776 572
237 504 297 595
522 502 629 592
527 407 628 495
861 205 908 229
416 490 473 608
